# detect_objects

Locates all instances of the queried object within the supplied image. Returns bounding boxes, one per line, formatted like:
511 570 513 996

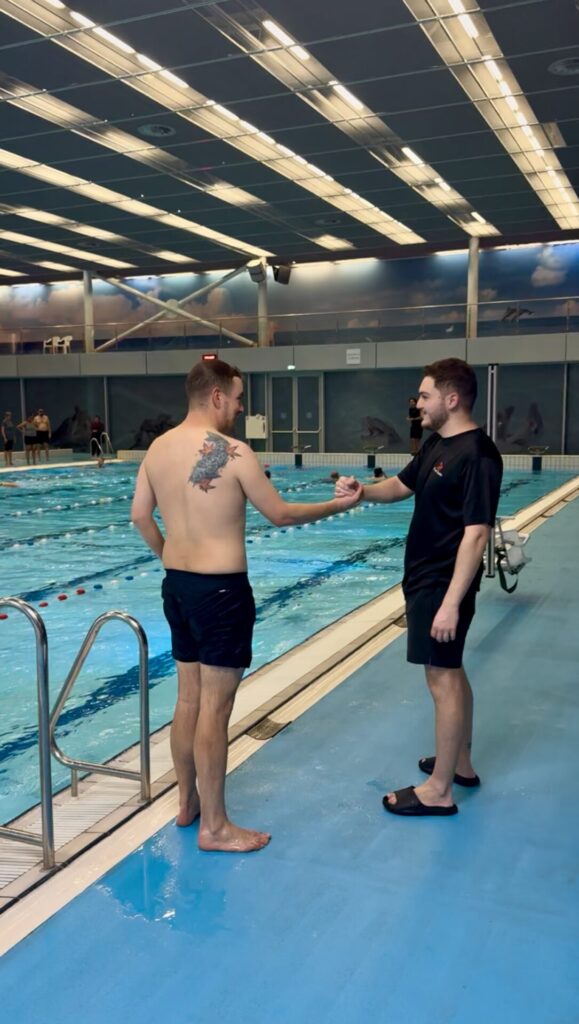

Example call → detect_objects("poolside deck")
1 486 578 1021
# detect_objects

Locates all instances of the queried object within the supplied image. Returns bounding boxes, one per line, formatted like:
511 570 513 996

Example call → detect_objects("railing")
89 431 114 457
50 611 151 802
0 294 577 354
0 598 55 870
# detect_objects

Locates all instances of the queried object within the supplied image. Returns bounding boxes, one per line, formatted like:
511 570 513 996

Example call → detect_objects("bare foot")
176 792 201 827
198 821 271 853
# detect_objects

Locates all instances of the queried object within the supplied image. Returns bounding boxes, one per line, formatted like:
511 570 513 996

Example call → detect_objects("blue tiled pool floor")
2 500 579 1023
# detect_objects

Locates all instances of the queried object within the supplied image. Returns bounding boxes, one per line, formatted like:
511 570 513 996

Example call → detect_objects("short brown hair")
185 359 242 404
423 358 477 411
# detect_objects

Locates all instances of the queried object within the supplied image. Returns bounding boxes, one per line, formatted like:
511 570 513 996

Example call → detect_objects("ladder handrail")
0 597 55 870
49 611 151 802
89 432 114 457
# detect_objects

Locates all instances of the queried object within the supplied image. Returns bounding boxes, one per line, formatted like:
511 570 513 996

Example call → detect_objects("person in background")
367 467 388 482
33 408 51 462
1 411 15 467
407 397 423 454
131 358 362 854
264 469 271 479
17 414 38 465
336 359 503 819
90 414 105 455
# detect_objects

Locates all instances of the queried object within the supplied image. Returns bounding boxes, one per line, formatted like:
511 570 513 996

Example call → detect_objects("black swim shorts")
162 569 256 668
36 430 49 444
3 439 14 451
405 582 477 669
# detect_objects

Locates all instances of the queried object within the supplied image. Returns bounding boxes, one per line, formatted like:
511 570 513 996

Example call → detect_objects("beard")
422 407 449 433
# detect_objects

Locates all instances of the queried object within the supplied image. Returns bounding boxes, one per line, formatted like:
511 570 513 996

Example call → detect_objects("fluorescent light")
435 176 452 192
160 70 189 88
36 261 76 272
44 0 65 7
458 14 478 38
449 0 466 11
70 11 95 28
484 58 502 81
137 54 162 72
151 251 191 264
333 84 364 110
262 19 294 47
214 104 238 120
93 28 135 54
239 120 258 133
472 212 486 223
402 146 424 166
261 19 309 60
0 268 24 277
277 144 295 157
313 234 355 250
257 131 275 144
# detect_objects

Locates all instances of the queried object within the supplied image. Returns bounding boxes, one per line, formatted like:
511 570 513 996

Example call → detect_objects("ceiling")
0 0 578 283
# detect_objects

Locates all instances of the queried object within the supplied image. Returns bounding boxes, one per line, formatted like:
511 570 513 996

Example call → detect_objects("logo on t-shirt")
433 460 444 477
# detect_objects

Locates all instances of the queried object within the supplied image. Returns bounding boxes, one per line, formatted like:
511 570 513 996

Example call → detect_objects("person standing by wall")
1 411 15 467
407 396 423 454
336 359 503 818
33 408 51 462
17 414 38 465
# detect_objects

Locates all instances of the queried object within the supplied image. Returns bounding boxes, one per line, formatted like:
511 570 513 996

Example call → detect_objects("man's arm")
236 446 362 525
131 461 165 558
336 474 413 504
430 524 490 642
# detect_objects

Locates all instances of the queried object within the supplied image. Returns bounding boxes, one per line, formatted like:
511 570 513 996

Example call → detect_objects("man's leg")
171 660 201 827
195 664 270 853
44 442 50 462
396 665 470 808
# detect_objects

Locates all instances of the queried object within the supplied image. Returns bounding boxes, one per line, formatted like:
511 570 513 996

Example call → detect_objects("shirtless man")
131 359 362 853
33 409 51 462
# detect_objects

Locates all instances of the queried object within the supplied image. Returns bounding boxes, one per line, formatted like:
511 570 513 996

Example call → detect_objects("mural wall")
1 241 576 345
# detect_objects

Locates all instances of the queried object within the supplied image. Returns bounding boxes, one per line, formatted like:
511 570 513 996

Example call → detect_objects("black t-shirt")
397 428 503 594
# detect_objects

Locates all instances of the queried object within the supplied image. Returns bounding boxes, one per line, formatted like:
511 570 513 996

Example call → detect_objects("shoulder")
470 430 503 464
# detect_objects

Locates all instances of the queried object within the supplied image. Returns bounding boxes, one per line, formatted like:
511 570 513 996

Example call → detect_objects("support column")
466 237 479 340
83 270 94 353
257 263 269 347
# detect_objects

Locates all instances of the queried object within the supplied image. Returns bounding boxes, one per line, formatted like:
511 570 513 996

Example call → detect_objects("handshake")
333 475 363 509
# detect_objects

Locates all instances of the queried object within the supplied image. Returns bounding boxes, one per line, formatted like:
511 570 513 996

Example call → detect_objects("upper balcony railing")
0 296 577 355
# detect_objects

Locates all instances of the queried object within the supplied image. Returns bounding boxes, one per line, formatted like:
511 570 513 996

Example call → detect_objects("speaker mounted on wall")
273 264 292 285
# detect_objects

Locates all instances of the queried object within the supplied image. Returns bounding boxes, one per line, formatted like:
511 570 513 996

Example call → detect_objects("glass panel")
272 432 293 452
495 364 564 454
297 376 319 431
249 373 266 416
297 432 320 453
566 365 579 453
271 376 292 432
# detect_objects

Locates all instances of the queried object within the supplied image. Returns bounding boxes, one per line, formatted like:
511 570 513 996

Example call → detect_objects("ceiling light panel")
0 228 134 267
402 0 579 230
197 3 499 238
0 202 195 265
0 3 422 248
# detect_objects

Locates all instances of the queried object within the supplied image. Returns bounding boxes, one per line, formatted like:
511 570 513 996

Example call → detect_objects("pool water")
0 463 575 822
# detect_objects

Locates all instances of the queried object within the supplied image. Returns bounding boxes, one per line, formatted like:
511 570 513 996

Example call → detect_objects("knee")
426 667 463 697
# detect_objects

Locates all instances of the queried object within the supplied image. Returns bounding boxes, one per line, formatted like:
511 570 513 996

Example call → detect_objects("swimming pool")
0 463 575 822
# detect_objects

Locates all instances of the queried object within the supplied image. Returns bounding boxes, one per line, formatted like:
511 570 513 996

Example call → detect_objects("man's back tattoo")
189 431 240 492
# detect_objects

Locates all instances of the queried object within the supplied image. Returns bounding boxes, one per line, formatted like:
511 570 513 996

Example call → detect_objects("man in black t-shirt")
336 358 502 819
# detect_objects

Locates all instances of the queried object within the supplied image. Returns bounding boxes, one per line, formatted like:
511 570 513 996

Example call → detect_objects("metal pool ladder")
50 610 151 802
0 597 55 869
0 602 151 872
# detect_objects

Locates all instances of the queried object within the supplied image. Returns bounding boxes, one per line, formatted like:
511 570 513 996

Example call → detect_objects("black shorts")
162 569 255 668
410 424 423 440
25 437 36 447
36 431 49 444
405 582 477 669
3 439 14 451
